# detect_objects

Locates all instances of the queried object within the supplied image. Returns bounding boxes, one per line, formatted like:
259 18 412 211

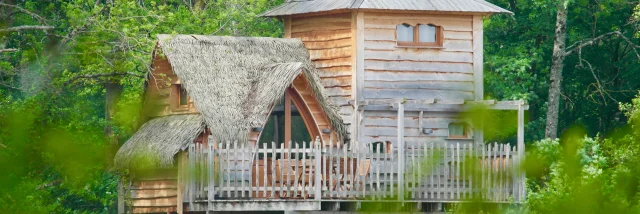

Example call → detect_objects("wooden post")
207 144 215 210
315 138 322 200
117 179 124 214
284 17 292 38
188 144 195 209
177 153 184 214
517 102 525 202
284 91 292 149
397 101 405 202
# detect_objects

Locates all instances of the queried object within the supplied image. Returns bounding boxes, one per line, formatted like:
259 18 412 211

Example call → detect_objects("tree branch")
0 48 18 53
56 6 106 50
0 2 49 25
0 25 54 33
66 72 145 84
564 31 640 59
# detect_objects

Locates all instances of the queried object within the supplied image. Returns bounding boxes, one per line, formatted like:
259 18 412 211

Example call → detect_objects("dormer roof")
260 0 512 17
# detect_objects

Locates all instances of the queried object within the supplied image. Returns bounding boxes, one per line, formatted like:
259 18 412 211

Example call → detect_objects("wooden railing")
181 140 525 205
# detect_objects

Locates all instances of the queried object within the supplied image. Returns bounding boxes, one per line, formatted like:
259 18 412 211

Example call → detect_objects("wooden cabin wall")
128 168 178 213
289 12 354 139
144 55 198 118
362 12 476 101
361 110 473 149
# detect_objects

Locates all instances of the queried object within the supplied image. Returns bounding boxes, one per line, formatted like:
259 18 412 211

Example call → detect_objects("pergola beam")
357 99 529 112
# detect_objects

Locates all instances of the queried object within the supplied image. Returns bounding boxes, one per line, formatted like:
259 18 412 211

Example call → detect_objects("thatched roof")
156 34 348 143
114 114 205 168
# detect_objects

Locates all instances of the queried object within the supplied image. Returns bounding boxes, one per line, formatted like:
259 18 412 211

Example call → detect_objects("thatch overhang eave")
114 114 205 169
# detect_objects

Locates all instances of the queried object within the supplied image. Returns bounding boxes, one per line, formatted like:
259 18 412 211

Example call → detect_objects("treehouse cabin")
115 1 527 213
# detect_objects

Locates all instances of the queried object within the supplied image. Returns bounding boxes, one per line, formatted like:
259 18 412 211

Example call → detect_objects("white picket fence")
181 140 525 204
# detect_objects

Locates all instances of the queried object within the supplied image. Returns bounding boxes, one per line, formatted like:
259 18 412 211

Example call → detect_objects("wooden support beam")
176 153 184 214
359 100 529 111
397 101 405 201
118 179 125 214
285 91 292 147
284 17 292 38
517 102 526 202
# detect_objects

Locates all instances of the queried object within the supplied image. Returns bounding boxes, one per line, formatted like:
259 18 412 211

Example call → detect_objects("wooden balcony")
178 140 525 212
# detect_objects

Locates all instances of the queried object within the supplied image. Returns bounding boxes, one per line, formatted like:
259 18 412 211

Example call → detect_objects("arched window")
396 23 443 47
448 122 470 139
258 88 312 148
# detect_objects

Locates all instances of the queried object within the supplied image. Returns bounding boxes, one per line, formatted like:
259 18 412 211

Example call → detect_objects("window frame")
395 23 444 47
173 84 190 111
448 122 470 139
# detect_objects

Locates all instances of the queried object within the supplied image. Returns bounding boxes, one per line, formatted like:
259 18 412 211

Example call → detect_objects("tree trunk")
545 1 569 139
105 82 123 146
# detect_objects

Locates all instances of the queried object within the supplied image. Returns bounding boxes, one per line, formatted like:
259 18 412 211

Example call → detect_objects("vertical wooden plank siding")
290 13 354 139
362 12 475 101
284 17 292 38
472 15 484 101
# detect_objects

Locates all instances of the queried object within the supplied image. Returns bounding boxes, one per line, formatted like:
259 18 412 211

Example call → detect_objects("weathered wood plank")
292 29 351 42
324 86 352 96
132 206 176 213
132 197 177 207
365 80 474 92
309 46 352 61
321 76 351 87
364 49 473 63
365 70 474 82
362 126 449 137
292 13 352 26
365 28 472 41
132 180 177 190
364 18 473 32
131 189 177 199
363 12 472 22
364 40 473 52
364 60 473 73
363 89 473 100
363 116 461 129
363 110 459 118
291 22 352 33
313 57 352 68
303 38 352 50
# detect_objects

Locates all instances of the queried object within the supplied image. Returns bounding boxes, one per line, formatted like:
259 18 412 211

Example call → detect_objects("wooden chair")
275 159 303 198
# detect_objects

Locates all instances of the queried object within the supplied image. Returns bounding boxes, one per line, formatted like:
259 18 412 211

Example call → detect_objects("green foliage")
519 94 640 214
0 0 283 213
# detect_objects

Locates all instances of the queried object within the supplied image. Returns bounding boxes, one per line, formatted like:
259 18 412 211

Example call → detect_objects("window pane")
449 123 466 137
396 24 414 42
179 85 188 106
418 24 437 43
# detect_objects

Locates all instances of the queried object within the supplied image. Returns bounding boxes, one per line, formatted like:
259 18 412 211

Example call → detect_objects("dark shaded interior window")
178 84 188 106
258 95 311 146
